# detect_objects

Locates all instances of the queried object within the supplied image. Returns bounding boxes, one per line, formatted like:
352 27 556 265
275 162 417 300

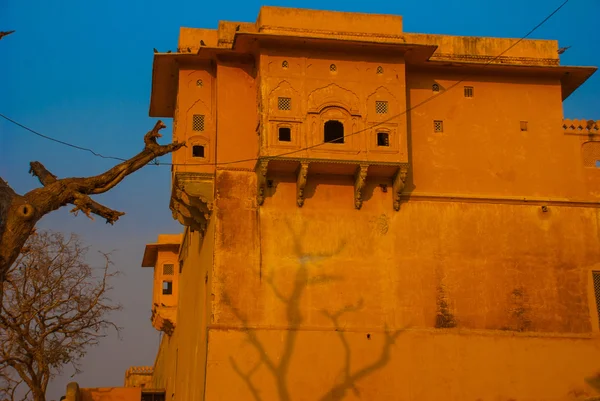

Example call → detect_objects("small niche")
192 145 205 158
278 127 291 142
520 121 528 132
377 132 390 147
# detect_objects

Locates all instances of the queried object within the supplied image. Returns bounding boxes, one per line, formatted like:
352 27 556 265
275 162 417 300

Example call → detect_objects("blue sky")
0 0 598 399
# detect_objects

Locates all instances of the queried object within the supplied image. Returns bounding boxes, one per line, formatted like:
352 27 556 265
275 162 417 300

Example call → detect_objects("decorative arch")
366 86 399 121
268 80 301 118
307 83 361 116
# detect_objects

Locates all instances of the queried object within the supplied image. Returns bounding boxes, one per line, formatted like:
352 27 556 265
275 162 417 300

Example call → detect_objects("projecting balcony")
255 156 408 211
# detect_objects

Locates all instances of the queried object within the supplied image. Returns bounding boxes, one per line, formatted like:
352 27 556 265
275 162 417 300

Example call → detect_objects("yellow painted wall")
204 171 600 400
147 7 600 401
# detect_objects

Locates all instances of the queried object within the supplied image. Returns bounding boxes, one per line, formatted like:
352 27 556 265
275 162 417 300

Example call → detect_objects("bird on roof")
153 48 158 53
187 47 191 52
557 46 571 55
0 30 15 40
167 50 172 53
236 25 240 31
200 40 206 46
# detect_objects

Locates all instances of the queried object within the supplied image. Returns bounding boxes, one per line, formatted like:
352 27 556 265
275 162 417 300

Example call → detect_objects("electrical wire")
0 0 570 167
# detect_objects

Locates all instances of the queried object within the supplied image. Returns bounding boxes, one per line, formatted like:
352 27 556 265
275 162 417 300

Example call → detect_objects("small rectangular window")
375 101 388 114
464 86 474 97
520 121 528 132
192 145 205 158
192 115 205 131
278 97 291 110
434 120 444 133
377 132 389 147
278 127 291 142
163 264 174 275
162 281 173 295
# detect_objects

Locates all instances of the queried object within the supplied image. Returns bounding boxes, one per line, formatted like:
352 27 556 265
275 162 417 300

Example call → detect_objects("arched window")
324 120 344 144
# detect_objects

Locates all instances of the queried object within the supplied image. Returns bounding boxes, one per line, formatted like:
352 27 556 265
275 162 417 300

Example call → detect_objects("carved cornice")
430 53 560 66
354 164 369 210
296 162 309 207
257 156 409 168
258 25 408 42
393 166 409 211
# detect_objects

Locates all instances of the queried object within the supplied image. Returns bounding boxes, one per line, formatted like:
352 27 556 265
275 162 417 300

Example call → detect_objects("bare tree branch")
0 30 15 40
0 121 184 288
0 230 121 401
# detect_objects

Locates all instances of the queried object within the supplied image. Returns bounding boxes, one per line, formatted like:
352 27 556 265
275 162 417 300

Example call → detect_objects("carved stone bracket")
257 159 269 206
170 173 214 234
354 164 369 210
393 166 408 211
296 161 309 207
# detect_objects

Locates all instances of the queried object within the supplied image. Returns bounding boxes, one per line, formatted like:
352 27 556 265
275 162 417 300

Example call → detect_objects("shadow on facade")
222 220 406 401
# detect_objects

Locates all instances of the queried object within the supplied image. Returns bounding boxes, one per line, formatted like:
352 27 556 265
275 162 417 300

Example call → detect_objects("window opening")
196 79 203 87
162 281 173 295
520 121 528 132
163 264 174 275
278 127 291 142
192 115 205 131
192 145 205 158
376 101 388 114
377 132 390 147
278 97 291 110
376 66 384 74
464 86 474 97
330 64 337 72
432 83 440 92
282 60 289 69
324 120 344 144
434 120 444 133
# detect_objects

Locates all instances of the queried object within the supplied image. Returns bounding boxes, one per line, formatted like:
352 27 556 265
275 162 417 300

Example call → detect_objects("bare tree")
0 230 121 401
0 121 184 287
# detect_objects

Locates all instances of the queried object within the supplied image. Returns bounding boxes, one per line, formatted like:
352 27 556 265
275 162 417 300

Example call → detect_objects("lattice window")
594 271 600 325
464 86 474 97
377 132 389 147
375 101 388 114
434 120 444 133
432 83 440 92
376 66 384 74
330 64 337 72
192 114 205 131
520 121 528 132
163 264 174 275
278 97 291 110
196 79 203 87
282 60 289 69
582 142 600 167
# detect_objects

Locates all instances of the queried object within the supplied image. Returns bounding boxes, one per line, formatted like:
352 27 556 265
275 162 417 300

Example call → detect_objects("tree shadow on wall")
222 220 405 401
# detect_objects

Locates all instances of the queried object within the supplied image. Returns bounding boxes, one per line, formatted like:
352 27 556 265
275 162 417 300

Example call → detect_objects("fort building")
65 6 600 401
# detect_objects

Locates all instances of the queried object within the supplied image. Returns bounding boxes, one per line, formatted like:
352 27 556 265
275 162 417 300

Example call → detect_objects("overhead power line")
0 0 570 167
